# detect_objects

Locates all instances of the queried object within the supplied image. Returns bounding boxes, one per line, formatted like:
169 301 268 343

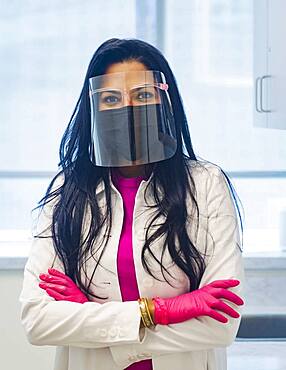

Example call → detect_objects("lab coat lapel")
91 170 157 301
90 170 187 302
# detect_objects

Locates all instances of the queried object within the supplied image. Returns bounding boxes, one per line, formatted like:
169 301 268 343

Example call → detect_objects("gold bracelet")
138 299 148 327
138 298 151 327
138 298 145 327
142 297 155 326
144 298 155 327
138 298 155 328
146 298 155 323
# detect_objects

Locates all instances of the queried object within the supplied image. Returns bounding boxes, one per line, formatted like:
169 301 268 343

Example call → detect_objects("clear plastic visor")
88 70 177 167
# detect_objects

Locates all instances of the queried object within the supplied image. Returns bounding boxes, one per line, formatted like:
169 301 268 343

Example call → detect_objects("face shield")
88 70 177 167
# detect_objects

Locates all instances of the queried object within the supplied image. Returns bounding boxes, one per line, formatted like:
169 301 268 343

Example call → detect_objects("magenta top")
111 168 153 370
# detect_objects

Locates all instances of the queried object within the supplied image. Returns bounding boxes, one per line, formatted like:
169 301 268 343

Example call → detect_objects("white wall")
0 270 54 370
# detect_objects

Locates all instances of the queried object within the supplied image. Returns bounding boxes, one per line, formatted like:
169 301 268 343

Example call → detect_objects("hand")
152 279 244 325
38 268 89 304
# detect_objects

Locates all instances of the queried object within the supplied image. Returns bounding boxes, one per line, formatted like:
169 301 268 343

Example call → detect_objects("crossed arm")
19 166 245 368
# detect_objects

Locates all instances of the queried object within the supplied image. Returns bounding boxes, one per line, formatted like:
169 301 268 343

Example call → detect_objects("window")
1 0 285 254
0 0 136 245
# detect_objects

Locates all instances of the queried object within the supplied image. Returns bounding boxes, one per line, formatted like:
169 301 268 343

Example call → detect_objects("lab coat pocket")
79 257 113 302
145 261 191 299
87 280 111 302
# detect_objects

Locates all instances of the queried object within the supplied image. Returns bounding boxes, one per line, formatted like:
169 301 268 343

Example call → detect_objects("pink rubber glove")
38 268 89 303
152 279 244 325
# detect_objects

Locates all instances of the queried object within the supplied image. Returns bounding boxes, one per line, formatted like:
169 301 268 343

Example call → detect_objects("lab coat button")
99 328 107 337
108 327 118 338
118 328 126 337
128 355 137 362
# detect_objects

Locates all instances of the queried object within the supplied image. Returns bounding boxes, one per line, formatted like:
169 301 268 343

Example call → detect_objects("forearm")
110 279 245 368
20 261 147 348
111 238 245 367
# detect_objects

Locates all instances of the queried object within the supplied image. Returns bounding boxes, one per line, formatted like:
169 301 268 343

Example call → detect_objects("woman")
19 38 245 370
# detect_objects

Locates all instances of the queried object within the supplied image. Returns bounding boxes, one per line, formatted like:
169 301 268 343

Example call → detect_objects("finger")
63 296 79 303
39 283 66 293
211 300 240 318
45 288 66 301
38 283 46 291
212 288 244 305
207 309 228 323
48 268 73 282
209 279 240 289
39 274 69 286
63 286 82 296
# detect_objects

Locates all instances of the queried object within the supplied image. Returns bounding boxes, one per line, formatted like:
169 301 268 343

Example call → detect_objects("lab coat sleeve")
18 178 144 349
110 165 246 367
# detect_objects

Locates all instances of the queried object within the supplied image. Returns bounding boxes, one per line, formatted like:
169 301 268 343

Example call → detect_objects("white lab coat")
19 159 245 370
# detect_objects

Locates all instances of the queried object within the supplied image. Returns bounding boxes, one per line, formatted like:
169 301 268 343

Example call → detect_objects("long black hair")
32 38 244 300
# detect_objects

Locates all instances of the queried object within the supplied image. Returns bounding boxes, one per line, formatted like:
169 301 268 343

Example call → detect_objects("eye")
102 95 120 104
137 91 154 100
